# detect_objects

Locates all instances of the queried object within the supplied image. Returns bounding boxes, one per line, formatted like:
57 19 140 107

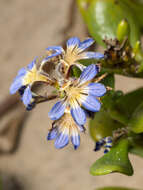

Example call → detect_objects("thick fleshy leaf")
115 88 143 118
71 105 86 125
90 139 133 176
78 64 98 85
128 102 143 133
82 95 101 112
77 0 141 47
48 101 66 120
124 0 143 29
87 83 106 97
129 145 143 158
90 109 124 142
22 86 32 106
102 91 129 125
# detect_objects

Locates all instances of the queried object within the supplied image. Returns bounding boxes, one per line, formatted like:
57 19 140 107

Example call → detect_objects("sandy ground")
0 0 143 189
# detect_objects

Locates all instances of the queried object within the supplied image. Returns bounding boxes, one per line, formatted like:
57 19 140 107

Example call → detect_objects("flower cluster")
10 37 107 149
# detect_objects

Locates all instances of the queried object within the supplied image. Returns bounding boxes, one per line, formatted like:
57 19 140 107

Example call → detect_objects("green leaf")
124 0 143 29
96 187 138 190
101 73 115 89
115 88 143 119
102 91 129 125
128 102 143 133
77 0 141 47
90 109 124 141
129 145 143 158
128 133 143 158
90 139 133 176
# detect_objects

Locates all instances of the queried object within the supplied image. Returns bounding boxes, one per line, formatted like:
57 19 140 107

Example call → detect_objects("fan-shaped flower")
10 57 50 108
48 64 107 126
47 112 85 149
43 37 104 72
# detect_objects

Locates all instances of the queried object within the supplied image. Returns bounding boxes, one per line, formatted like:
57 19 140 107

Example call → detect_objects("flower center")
23 66 48 85
64 48 79 65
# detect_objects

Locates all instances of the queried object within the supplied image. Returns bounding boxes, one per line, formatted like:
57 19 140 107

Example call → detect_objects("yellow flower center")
23 65 48 85
64 47 79 65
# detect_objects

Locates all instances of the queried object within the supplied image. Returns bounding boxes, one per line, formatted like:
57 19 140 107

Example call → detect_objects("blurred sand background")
0 0 143 189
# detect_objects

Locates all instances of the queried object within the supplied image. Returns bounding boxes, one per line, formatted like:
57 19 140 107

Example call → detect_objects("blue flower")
47 112 85 149
10 58 49 108
48 64 106 126
94 137 113 154
44 37 104 71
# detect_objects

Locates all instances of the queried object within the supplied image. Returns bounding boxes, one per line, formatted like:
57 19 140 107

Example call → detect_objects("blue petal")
27 58 37 70
46 46 63 52
22 86 32 106
44 46 63 61
47 128 58 140
26 101 36 111
66 37 80 48
77 125 85 132
78 38 94 52
82 95 101 112
17 68 27 76
87 83 106 97
71 105 86 125
81 52 104 59
71 131 80 150
48 101 66 120
94 142 103 151
10 77 23 94
18 86 26 96
79 64 98 85
54 131 69 149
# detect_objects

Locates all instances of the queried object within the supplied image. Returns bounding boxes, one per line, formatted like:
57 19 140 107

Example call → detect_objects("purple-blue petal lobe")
47 128 58 140
82 95 101 112
22 86 32 106
27 58 36 70
87 83 107 97
46 46 63 52
71 132 80 150
26 102 36 111
71 105 86 125
79 64 98 85
77 125 85 132
17 68 27 76
78 38 94 52
48 101 66 120
10 77 23 94
82 52 104 59
66 37 80 48
44 46 63 61
54 132 69 149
